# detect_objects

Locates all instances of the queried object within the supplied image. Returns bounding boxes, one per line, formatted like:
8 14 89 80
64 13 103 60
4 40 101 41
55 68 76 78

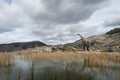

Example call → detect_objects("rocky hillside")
60 28 120 52
0 41 46 52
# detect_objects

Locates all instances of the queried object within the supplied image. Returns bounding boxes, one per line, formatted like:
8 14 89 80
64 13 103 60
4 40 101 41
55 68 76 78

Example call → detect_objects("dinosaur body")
77 33 95 51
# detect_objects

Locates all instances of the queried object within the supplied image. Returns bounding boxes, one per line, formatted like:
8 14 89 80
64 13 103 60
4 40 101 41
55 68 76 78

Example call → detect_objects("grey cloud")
104 17 120 27
29 0 108 24
0 18 22 33
26 24 75 44
0 0 24 33
28 23 98 44
81 0 105 5
0 28 11 33
0 0 108 33
30 25 57 37
0 19 23 33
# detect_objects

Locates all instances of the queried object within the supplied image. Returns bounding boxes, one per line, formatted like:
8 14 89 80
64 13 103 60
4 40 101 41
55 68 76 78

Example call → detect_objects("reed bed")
0 51 120 80
19 51 120 68
0 53 14 68
0 51 120 68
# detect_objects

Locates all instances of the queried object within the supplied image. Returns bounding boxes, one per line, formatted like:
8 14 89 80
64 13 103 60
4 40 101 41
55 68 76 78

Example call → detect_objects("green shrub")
106 28 120 35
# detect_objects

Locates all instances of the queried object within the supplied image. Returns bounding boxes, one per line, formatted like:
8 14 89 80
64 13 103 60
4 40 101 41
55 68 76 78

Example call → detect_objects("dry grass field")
0 51 120 80
0 51 120 68
21 52 120 68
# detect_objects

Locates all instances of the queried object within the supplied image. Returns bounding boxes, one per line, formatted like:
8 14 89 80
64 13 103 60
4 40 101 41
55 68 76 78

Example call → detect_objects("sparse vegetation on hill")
106 28 120 35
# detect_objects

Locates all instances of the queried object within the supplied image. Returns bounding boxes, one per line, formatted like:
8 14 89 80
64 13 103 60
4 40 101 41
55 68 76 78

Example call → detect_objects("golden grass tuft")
0 53 14 67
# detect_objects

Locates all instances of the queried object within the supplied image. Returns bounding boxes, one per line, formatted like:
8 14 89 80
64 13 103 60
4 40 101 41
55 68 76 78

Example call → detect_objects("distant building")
25 46 52 52
35 46 52 52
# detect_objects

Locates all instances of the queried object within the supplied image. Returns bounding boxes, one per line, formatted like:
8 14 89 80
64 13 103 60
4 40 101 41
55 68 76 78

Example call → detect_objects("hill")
59 28 120 52
0 41 46 52
106 28 120 35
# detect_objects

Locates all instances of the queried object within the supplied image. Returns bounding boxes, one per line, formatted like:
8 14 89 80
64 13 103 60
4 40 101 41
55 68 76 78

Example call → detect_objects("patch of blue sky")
5 0 12 4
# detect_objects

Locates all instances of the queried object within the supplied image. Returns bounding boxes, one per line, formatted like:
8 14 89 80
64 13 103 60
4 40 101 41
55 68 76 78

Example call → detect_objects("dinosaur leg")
87 46 89 51
83 44 86 51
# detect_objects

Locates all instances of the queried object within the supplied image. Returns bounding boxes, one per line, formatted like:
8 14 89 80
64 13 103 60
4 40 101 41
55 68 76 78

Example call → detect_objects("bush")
65 45 76 52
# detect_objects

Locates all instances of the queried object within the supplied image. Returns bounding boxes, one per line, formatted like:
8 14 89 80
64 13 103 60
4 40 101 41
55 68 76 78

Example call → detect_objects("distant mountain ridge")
0 41 46 52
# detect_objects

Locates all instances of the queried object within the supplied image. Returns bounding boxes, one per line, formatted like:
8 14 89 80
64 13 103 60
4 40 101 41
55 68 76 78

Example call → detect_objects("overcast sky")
0 0 120 45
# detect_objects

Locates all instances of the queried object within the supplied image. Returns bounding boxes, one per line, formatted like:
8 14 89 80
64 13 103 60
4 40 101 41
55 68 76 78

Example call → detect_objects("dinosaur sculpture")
77 33 95 51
